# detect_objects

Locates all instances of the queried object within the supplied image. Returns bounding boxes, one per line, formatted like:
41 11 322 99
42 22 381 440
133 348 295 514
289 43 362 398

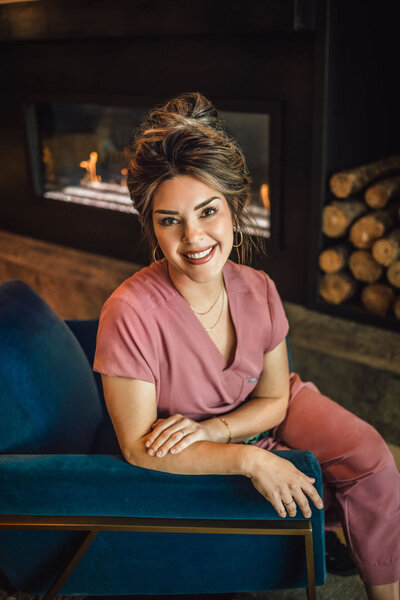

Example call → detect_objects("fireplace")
30 100 272 237
0 1 398 330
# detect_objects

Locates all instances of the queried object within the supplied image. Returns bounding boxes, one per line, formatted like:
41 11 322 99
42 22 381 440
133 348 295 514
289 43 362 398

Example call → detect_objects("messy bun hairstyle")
127 92 256 263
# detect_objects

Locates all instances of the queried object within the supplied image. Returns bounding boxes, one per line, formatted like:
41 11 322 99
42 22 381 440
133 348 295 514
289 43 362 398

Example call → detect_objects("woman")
94 92 400 600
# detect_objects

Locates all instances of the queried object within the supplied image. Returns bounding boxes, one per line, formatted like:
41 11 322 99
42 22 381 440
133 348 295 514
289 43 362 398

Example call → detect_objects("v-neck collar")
162 260 239 372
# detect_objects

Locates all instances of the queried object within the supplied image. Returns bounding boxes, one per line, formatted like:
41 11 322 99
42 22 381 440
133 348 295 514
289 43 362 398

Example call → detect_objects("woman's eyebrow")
154 196 220 215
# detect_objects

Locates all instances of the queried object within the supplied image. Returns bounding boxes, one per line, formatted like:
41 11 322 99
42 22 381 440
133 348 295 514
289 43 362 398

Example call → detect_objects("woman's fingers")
169 432 198 454
285 480 323 518
281 481 323 518
152 429 190 456
282 497 298 517
303 481 324 510
146 416 179 446
290 490 311 518
250 456 324 519
146 415 182 442
145 415 196 456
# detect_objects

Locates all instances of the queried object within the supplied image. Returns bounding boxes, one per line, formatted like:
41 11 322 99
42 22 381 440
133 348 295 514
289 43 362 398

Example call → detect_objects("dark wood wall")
0 0 321 304
307 0 400 330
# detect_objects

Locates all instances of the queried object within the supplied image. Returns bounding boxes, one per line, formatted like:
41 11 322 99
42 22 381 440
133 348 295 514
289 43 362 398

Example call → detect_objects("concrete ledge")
0 230 142 319
284 302 400 445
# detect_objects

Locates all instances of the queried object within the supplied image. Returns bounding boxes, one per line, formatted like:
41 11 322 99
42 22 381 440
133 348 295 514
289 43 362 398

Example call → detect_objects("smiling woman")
152 176 234 287
127 92 256 266
94 92 400 600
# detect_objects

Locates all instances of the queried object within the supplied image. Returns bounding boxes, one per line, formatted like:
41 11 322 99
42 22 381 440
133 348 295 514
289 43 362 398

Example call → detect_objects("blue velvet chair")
0 280 326 599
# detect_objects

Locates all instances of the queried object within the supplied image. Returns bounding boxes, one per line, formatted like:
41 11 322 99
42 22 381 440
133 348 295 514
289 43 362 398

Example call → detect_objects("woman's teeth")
185 247 214 259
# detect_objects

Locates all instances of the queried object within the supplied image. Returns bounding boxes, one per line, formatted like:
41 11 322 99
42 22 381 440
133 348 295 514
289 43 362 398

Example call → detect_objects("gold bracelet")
218 417 232 443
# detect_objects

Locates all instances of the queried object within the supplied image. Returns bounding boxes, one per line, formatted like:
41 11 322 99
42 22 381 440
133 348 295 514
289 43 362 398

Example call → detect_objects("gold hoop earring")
152 245 162 264
232 228 243 248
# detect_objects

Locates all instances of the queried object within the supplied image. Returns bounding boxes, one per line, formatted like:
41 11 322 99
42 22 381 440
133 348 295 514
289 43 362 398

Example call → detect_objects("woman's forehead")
152 175 224 212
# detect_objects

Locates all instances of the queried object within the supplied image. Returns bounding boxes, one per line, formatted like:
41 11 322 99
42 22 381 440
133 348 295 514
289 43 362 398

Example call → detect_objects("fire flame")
120 167 128 188
260 184 270 211
80 152 101 185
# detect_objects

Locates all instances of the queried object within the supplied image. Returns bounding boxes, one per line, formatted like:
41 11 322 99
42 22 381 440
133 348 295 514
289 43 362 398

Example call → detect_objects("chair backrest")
66 318 121 454
0 280 103 453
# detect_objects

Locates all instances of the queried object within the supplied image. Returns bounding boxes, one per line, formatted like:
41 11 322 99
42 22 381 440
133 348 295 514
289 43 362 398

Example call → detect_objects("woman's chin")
168 255 226 285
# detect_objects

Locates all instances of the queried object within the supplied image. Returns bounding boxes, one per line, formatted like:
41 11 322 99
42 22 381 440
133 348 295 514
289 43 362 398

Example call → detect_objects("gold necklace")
205 289 225 332
189 285 223 316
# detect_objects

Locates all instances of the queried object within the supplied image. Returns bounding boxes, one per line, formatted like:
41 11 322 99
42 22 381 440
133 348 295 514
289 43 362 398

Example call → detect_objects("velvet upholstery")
0 452 321 521
0 280 326 596
0 452 325 595
0 281 102 453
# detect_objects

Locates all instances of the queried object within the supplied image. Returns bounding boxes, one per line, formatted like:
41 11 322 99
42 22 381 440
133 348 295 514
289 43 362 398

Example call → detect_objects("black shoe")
325 530 358 576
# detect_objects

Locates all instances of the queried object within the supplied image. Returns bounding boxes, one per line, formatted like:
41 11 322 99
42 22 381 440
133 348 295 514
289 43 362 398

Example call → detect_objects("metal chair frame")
0 515 316 600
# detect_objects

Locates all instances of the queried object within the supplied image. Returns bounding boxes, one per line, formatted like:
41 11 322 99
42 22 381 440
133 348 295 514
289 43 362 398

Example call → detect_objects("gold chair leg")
305 529 316 600
42 529 98 600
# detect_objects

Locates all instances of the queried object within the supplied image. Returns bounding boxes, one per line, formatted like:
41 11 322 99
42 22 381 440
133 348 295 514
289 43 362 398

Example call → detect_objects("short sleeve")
93 297 156 383
264 274 289 353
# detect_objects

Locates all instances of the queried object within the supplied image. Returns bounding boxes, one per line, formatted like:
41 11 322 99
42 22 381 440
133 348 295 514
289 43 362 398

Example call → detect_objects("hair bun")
145 92 221 132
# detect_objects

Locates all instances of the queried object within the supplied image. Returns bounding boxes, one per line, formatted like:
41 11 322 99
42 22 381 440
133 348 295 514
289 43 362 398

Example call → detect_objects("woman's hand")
247 450 324 519
145 414 213 457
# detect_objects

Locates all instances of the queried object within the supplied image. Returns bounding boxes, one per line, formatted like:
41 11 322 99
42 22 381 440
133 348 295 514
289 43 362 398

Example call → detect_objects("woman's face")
152 175 234 285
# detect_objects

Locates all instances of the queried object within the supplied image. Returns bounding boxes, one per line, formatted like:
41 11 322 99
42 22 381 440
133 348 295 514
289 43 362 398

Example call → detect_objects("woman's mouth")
182 244 217 265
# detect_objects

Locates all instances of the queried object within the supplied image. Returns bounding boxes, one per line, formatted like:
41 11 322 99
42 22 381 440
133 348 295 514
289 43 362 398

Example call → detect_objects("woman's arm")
101 372 323 519
101 374 248 475
204 337 290 443
146 339 290 454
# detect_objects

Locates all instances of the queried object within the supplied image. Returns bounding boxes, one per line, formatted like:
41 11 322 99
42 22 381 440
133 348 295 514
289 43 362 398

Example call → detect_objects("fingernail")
145 441 150 447
156 450 163 457
148 449 154 456
170 448 176 454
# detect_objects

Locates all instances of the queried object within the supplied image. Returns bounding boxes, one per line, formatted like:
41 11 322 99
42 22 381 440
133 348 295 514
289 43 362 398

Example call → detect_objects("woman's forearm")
125 435 260 476
202 395 289 444
124 424 324 521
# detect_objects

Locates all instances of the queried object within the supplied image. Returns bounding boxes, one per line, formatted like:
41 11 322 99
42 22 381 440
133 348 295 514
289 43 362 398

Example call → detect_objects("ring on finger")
283 500 296 507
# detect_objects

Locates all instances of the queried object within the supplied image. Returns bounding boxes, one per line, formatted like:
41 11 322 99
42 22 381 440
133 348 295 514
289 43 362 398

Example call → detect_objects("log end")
322 206 347 238
319 273 356 304
329 172 354 198
350 216 385 249
364 184 387 209
372 239 397 267
319 248 345 273
361 284 395 316
348 250 383 283
387 260 400 289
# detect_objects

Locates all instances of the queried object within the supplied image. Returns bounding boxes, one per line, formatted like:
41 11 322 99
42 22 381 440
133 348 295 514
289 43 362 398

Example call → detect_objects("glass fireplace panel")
34 102 271 237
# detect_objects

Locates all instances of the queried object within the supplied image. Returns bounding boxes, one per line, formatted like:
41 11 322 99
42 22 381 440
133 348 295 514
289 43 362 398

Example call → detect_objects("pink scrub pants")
259 373 400 585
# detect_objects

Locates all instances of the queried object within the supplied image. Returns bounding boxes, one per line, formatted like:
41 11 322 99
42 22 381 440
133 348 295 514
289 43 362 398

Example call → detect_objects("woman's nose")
182 221 204 243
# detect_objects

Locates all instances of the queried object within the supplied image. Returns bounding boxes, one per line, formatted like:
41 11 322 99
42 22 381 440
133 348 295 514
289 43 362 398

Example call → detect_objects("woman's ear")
230 199 240 227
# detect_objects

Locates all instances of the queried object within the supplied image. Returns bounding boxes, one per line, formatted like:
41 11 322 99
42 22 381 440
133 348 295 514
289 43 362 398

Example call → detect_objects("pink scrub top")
93 259 289 423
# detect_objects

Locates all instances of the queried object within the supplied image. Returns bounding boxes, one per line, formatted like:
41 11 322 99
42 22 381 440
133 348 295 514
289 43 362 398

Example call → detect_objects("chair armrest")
0 451 322 522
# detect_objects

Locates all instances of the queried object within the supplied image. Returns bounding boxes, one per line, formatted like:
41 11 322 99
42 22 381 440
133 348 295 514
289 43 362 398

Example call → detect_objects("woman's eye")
202 206 217 217
160 217 179 226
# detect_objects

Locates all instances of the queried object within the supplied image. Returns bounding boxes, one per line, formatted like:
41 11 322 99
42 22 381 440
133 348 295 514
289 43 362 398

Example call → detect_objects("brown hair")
127 92 262 264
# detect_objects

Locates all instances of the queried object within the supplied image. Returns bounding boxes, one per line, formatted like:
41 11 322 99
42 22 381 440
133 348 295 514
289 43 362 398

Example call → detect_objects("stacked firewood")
320 155 400 318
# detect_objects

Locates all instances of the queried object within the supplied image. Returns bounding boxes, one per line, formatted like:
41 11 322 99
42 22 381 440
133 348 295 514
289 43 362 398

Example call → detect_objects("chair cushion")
0 451 326 592
0 280 103 453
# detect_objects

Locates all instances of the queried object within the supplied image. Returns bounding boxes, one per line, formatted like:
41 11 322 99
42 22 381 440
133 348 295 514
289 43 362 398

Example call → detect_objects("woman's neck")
166 262 225 312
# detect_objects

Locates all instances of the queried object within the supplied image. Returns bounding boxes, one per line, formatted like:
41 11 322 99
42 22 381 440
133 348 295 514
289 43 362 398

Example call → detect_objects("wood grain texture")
329 156 400 198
